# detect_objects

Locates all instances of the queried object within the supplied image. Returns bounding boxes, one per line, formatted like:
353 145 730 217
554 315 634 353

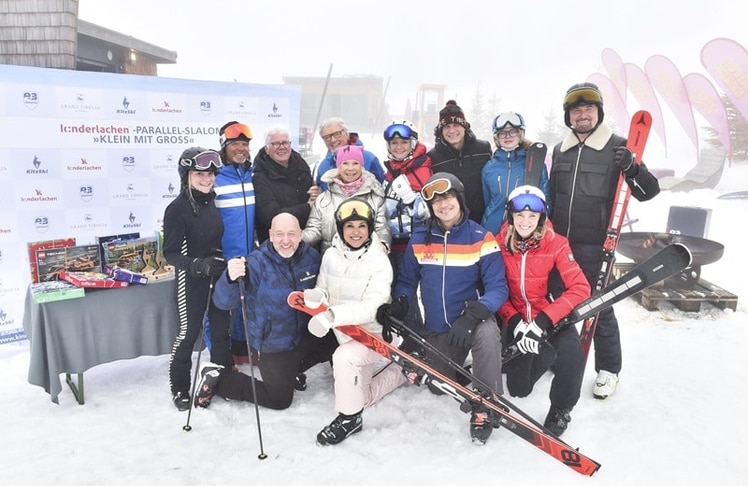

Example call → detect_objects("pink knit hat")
334 145 364 167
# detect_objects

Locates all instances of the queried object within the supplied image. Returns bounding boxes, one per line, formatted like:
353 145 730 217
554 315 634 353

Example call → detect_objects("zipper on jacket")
565 145 583 238
441 230 451 327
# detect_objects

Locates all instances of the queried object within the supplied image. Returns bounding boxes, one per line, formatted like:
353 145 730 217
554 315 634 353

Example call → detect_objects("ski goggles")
563 83 603 110
506 193 546 213
421 177 454 201
335 199 373 222
220 123 253 146
180 150 223 171
492 112 525 132
383 123 415 141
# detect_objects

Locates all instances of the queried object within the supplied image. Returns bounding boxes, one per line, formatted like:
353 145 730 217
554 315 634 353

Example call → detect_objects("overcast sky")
78 0 743 164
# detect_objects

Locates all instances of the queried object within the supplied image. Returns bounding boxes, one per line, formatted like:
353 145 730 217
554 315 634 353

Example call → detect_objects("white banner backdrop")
0 64 301 344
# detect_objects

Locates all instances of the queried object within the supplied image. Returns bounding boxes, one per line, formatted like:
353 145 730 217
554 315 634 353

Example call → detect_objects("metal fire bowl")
617 232 725 288
617 232 724 267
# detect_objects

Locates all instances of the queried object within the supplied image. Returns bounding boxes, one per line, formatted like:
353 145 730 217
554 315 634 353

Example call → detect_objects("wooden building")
0 0 176 75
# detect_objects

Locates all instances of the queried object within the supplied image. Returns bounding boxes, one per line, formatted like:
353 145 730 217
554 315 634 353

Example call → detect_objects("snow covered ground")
2 164 747 485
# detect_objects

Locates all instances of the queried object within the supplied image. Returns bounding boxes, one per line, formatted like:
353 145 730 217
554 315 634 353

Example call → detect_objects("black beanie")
437 100 470 130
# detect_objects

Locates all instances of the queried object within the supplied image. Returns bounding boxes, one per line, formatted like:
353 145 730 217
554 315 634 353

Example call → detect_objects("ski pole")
183 276 214 432
238 277 268 460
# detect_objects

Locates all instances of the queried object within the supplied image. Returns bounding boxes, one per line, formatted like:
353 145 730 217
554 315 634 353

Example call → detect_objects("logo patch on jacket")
566 252 576 262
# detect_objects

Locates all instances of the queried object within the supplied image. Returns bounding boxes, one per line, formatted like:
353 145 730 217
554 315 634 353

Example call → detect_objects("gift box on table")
102 237 158 274
60 271 130 289
104 265 149 285
95 233 140 272
35 244 100 282
30 280 86 304
27 238 76 283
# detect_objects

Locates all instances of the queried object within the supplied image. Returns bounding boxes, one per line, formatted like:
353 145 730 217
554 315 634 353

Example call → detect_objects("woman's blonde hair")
504 218 548 253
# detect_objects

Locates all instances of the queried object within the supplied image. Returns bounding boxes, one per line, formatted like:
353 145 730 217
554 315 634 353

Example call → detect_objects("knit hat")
334 145 364 167
437 100 470 130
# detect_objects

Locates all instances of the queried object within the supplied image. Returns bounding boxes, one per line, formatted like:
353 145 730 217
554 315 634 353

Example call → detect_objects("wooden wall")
0 0 80 69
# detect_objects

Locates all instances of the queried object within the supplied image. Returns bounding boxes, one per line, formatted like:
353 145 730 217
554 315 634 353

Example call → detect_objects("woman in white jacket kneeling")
304 197 406 446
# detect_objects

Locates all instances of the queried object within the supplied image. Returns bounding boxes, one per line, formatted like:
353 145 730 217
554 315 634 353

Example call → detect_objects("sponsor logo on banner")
116 96 136 115
66 157 104 174
34 216 50 233
268 102 283 119
162 181 178 200
123 211 143 230
0 308 17 330
152 154 175 172
152 100 183 114
112 181 149 202
200 100 212 116
122 155 136 172
23 91 39 110
226 99 257 117
69 212 108 232
21 189 59 204
80 185 94 202
60 92 101 113
26 155 48 175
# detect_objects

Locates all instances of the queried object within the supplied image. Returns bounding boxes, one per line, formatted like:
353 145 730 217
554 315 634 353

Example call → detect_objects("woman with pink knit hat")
302 145 391 254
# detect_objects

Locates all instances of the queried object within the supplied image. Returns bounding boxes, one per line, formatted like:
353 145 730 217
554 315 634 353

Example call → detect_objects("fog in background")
79 0 744 172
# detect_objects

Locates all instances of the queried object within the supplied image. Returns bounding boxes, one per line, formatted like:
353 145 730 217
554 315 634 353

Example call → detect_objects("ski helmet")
384 120 418 159
334 198 375 246
563 82 604 128
178 147 222 185
492 112 526 132
421 172 467 217
505 185 547 225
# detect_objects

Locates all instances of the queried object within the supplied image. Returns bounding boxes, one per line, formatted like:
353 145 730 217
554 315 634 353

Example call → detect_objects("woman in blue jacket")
481 112 551 234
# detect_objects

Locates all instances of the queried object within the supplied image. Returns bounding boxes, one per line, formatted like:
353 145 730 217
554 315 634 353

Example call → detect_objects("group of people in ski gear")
163 82 660 447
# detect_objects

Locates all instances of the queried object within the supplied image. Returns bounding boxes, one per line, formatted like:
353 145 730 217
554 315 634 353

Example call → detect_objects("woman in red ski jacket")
496 185 590 438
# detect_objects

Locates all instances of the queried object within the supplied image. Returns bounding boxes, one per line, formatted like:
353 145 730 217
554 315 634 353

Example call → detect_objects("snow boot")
593 370 619 399
194 363 224 409
317 410 363 445
544 406 573 437
172 391 190 412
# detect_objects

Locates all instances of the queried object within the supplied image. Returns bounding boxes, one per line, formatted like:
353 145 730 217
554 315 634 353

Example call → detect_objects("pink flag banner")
624 62 667 149
601 48 628 106
701 38 748 122
645 55 699 150
587 73 629 132
683 72 732 159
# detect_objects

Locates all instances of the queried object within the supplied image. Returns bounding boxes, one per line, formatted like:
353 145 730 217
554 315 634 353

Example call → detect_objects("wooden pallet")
613 262 738 312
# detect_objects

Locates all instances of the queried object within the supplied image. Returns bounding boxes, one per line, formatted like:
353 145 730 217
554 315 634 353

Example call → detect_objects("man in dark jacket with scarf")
427 100 492 224
253 126 320 245
549 82 660 400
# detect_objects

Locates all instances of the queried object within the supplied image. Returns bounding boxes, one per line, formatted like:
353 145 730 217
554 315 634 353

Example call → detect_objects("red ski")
287 291 601 477
579 110 652 357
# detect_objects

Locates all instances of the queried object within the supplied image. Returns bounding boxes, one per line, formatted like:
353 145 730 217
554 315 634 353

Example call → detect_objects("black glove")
187 256 227 278
614 146 636 176
505 313 523 331
377 296 409 343
447 301 492 348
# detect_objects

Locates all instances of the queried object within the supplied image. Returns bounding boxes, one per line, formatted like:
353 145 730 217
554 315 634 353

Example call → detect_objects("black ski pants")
503 323 585 410
214 331 337 410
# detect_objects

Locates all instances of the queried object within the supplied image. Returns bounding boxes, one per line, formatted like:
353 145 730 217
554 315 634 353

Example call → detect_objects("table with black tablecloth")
22 279 179 404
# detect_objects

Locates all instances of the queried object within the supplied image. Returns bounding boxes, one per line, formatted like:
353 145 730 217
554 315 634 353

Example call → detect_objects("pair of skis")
287 291 602 476
286 240 691 477
578 110 653 357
